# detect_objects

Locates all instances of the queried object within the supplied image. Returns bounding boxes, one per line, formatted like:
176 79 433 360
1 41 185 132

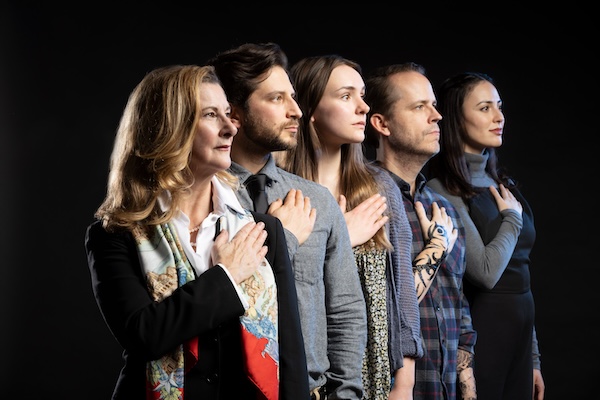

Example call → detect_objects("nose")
358 98 370 114
289 98 303 119
223 118 238 137
431 106 442 123
494 108 504 123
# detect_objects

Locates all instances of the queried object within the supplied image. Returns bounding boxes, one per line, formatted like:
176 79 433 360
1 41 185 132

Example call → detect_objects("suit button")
205 373 219 384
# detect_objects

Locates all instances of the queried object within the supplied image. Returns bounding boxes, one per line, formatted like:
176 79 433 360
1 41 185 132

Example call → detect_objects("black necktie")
245 174 270 214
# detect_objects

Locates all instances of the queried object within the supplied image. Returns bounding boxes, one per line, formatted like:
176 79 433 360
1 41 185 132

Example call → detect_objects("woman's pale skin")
311 65 456 400
310 65 388 246
463 80 545 400
462 81 523 230
184 82 268 285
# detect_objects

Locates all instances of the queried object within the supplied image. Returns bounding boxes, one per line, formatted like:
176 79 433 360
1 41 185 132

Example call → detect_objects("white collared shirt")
158 176 250 307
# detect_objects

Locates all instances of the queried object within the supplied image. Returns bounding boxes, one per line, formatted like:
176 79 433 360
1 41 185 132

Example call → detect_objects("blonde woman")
85 65 308 399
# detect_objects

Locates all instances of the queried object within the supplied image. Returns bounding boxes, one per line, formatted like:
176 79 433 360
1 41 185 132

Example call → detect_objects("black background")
3 4 596 399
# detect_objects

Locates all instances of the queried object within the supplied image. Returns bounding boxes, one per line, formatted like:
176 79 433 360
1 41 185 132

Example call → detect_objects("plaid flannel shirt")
388 170 476 400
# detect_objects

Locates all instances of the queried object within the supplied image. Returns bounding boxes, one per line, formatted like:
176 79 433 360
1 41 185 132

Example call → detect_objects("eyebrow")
335 85 364 92
415 99 434 105
477 100 501 105
201 105 230 113
264 89 293 97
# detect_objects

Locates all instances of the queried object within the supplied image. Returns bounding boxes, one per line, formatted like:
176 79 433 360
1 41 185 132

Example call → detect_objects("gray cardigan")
373 165 424 371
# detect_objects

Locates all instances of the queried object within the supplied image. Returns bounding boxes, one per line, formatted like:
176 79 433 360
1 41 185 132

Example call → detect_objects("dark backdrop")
3 4 596 399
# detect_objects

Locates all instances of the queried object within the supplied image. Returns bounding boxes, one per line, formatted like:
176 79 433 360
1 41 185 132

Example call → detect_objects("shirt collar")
381 166 428 197
228 153 279 186
157 175 247 220
212 175 246 215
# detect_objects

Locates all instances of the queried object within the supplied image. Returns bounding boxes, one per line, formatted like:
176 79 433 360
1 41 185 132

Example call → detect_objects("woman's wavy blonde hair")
95 64 237 232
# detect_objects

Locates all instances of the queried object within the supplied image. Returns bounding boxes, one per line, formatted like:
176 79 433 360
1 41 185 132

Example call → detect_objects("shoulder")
372 166 400 195
426 178 456 201
85 219 113 241
370 164 392 181
274 167 323 188
421 186 467 230
84 219 135 253
426 178 465 208
426 177 443 191
274 168 336 200
422 178 451 201
370 166 404 210
422 184 457 210
86 219 103 233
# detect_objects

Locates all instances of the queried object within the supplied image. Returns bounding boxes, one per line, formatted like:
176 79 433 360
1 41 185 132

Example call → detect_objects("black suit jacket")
85 212 309 399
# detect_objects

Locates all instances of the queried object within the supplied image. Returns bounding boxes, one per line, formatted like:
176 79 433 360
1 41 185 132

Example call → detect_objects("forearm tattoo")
414 222 449 297
457 349 474 371
457 349 477 400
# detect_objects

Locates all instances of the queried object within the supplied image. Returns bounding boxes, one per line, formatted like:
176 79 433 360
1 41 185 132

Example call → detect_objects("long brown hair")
282 55 391 249
428 72 516 200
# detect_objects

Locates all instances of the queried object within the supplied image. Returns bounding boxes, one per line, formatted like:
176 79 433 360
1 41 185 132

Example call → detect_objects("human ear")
369 113 391 137
230 106 242 128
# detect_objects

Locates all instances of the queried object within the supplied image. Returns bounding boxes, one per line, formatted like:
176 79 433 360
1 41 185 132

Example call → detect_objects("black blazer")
84 212 309 399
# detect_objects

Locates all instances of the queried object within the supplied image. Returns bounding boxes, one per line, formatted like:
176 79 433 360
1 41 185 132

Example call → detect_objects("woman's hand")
490 184 522 216
340 193 388 247
211 221 268 284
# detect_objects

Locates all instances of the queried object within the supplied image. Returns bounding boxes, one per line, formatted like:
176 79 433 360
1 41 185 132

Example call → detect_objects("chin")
216 161 232 171
352 133 366 143
280 140 297 151
287 137 298 148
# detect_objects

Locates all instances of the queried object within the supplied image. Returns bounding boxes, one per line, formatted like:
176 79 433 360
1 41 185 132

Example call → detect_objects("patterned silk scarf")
133 209 280 400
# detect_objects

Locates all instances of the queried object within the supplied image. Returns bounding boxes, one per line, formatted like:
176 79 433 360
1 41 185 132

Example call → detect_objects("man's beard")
243 113 297 152
388 129 439 159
